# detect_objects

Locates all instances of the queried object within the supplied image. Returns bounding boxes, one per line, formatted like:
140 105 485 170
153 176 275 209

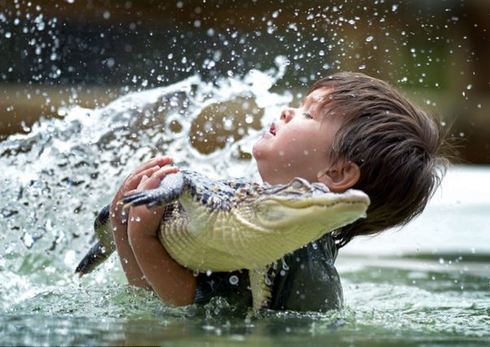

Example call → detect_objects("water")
1 64 489 346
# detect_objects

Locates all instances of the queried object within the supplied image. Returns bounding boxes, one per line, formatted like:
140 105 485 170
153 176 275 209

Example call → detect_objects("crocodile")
75 169 370 311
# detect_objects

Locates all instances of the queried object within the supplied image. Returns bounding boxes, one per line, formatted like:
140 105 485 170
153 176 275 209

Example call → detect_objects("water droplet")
106 58 115 68
223 118 233 131
229 275 239 285
365 35 374 42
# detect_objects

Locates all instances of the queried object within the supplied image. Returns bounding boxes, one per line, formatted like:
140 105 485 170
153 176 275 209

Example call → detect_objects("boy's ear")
317 161 360 192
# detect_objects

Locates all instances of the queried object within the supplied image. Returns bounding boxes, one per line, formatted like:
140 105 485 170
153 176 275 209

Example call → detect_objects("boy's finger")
132 166 179 192
138 174 166 191
132 156 173 176
124 166 160 191
123 156 176 191
138 175 149 188
142 166 179 191
112 157 176 216
151 166 179 180
122 189 139 197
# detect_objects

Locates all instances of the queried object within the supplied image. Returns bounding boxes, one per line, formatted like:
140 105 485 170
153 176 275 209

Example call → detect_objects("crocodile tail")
75 241 111 276
75 204 116 276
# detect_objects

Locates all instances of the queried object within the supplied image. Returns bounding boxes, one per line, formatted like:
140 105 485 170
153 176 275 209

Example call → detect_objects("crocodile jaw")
253 188 370 231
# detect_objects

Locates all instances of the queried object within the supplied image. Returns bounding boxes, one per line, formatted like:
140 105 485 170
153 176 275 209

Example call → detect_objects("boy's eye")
303 112 313 119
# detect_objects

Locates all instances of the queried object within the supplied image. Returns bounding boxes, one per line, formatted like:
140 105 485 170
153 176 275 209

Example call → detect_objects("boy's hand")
109 155 196 306
127 169 197 306
126 164 179 236
110 156 177 287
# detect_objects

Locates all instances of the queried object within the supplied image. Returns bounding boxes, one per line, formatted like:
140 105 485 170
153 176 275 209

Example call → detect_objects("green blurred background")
1 0 489 163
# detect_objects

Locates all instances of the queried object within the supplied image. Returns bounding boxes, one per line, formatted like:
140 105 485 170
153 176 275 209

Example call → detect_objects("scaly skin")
76 169 370 311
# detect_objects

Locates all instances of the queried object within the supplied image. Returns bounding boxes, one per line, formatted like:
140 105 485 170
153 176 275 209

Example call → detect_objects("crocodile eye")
291 181 303 189
289 177 311 191
290 180 303 190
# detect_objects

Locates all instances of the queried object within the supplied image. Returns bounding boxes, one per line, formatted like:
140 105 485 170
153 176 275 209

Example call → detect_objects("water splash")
0 62 290 313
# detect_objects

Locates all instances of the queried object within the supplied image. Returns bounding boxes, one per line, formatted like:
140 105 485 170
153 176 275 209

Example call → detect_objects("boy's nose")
280 108 295 122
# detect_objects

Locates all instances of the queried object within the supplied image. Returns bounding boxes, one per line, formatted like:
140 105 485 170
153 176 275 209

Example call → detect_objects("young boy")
109 72 446 312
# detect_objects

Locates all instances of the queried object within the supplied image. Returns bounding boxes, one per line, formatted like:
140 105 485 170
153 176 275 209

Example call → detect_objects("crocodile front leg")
249 266 274 312
121 171 185 208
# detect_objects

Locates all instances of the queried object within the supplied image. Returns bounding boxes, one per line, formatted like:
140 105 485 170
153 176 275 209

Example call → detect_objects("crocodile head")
248 177 369 241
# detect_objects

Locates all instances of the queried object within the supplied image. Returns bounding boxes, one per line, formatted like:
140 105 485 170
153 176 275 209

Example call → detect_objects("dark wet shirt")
193 234 343 312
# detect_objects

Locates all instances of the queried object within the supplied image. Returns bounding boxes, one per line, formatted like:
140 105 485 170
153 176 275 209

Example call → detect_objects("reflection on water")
1 65 489 345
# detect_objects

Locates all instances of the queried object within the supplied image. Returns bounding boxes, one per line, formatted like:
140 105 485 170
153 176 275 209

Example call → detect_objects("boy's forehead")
303 87 332 105
303 88 333 117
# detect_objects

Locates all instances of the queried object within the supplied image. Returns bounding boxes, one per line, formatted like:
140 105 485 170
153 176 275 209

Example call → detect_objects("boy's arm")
127 171 196 306
110 156 176 288
110 156 196 306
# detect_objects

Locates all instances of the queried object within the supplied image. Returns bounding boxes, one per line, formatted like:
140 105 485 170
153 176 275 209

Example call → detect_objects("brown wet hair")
309 72 449 248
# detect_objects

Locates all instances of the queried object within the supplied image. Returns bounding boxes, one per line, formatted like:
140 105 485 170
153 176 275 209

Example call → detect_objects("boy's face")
253 87 342 185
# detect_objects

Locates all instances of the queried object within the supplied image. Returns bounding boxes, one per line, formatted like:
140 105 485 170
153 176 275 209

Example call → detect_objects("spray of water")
0 60 291 314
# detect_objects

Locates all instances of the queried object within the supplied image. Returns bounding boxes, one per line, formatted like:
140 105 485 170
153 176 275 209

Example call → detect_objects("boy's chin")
252 142 265 160
253 133 276 156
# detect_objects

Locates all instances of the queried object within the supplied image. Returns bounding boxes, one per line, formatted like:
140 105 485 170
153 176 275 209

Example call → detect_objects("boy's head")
253 72 447 248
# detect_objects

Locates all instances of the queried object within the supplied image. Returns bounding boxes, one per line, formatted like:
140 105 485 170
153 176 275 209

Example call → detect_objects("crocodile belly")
160 222 248 272
159 211 285 272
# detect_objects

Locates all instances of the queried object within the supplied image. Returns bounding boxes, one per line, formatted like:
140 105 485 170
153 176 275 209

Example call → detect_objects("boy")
109 72 446 312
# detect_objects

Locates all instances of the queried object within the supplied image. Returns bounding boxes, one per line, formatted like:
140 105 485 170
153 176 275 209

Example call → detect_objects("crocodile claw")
120 191 163 209
121 171 185 209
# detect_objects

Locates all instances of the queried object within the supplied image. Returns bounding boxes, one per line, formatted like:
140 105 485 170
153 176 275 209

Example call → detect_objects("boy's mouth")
269 123 276 136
